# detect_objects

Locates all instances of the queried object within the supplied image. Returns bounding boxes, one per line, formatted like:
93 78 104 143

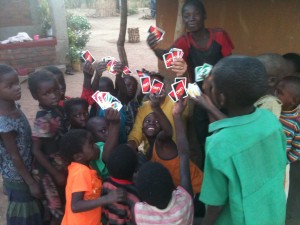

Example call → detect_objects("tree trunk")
117 0 128 66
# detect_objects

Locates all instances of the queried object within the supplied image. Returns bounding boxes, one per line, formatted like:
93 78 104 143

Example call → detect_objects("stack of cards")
140 76 164 94
148 25 165 42
123 66 132 75
92 91 122 111
101 56 118 75
168 77 188 102
81 50 96 64
163 48 184 69
194 63 213 82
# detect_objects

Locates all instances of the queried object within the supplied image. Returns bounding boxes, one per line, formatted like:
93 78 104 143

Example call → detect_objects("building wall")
156 0 300 72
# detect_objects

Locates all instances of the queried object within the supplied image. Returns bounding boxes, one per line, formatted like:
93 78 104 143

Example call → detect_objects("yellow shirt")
128 97 189 152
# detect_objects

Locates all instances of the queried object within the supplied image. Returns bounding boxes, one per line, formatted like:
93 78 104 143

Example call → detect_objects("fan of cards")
195 63 213 82
168 77 202 102
140 76 164 94
163 48 184 69
92 91 123 111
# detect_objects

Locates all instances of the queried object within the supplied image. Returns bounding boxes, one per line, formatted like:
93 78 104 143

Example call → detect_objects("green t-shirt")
90 142 109 179
200 108 286 225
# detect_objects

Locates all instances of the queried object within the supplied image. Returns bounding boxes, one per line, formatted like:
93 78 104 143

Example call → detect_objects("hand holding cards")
92 91 123 111
195 63 213 82
163 48 184 69
148 25 165 42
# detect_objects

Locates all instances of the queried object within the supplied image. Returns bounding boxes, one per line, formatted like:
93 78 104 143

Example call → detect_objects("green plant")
128 7 138 15
66 13 91 64
38 0 52 36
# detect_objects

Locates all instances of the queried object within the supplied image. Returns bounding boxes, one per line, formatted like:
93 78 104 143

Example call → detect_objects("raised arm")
102 108 120 163
172 99 193 196
1 132 42 199
149 92 172 141
91 62 107 92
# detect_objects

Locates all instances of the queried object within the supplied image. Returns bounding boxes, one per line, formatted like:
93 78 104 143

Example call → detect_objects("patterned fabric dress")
0 109 43 225
32 105 68 221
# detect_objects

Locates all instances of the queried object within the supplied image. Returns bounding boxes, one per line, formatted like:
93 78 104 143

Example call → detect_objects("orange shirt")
151 144 203 194
62 162 102 225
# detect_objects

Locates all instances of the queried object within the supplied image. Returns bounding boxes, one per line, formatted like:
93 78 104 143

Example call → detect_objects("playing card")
136 70 145 77
163 52 174 69
194 66 203 82
175 77 187 88
172 80 188 99
199 63 213 77
170 48 183 59
92 90 101 105
123 66 132 75
81 50 96 64
150 79 164 94
110 101 123 111
108 60 117 75
168 90 178 102
140 76 151 94
148 25 165 41
187 83 201 98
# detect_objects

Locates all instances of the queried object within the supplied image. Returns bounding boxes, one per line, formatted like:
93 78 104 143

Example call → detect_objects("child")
59 129 126 225
86 108 120 179
275 76 300 162
102 144 141 225
43 65 70 106
28 70 68 225
134 99 194 224
199 56 287 225
81 61 127 143
142 93 203 195
0 64 43 225
64 98 89 129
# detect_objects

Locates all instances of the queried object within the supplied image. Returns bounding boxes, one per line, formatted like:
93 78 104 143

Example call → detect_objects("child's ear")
268 76 279 88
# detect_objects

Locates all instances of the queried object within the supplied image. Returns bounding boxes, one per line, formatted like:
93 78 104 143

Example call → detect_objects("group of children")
0 50 300 225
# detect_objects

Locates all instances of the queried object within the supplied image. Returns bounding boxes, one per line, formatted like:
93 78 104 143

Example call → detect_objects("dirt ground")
0 8 158 223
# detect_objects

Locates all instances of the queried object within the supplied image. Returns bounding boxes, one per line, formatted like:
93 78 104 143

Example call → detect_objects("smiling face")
69 104 89 129
35 80 60 108
0 71 21 101
182 3 206 32
142 112 161 138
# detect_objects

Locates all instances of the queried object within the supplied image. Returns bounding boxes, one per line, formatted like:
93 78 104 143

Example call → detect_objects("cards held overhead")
148 25 165 42
92 90 122 111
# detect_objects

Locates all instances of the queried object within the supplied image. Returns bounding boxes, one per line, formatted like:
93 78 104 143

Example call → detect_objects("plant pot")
72 62 81 71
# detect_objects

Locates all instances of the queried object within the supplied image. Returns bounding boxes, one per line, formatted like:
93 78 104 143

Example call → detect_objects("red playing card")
140 76 151 94
168 90 178 102
81 50 95 63
148 25 165 41
163 52 174 69
123 66 132 75
136 70 145 77
172 80 188 99
150 79 164 94
175 77 187 88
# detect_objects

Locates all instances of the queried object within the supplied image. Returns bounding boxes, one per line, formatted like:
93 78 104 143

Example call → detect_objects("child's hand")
114 62 124 75
83 61 95 78
147 33 159 50
191 93 214 110
149 91 165 109
172 98 187 116
105 108 120 124
95 62 107 76
106 188 127 203
171 58 187 77
54 173 66 186
28 181 43 199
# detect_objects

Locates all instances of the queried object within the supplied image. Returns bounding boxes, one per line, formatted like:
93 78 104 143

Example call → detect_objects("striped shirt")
134 186 193 225
280 107 300 163
102 178 141 225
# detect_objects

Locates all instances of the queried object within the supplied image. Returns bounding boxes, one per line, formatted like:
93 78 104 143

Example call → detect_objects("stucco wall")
156 0 300 72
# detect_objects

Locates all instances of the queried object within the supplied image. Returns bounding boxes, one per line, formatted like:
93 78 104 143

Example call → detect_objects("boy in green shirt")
200 56 287 225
